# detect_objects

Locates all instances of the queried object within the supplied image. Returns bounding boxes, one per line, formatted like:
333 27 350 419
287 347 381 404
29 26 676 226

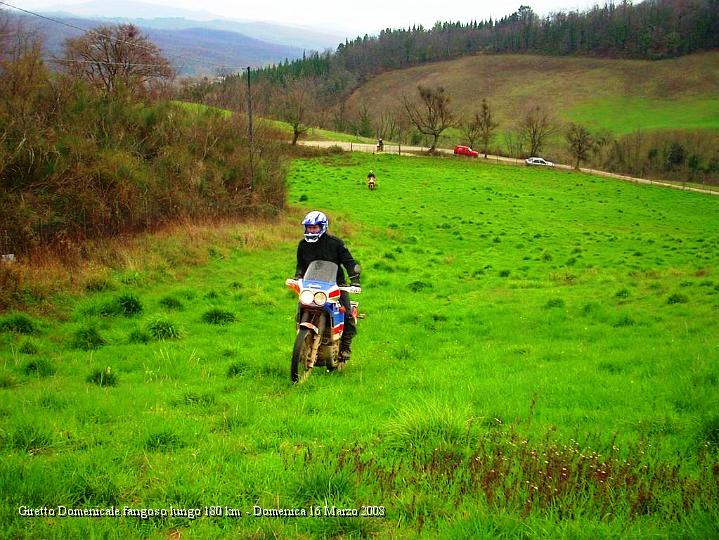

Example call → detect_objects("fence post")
350 142 353 152
398 144 401 156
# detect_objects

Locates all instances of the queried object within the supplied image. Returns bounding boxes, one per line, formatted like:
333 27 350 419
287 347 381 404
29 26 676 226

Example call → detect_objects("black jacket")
295 233 359 285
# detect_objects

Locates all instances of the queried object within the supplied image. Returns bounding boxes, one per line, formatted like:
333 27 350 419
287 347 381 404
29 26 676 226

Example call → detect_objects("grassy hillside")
346 51 719 137
1 154 718 537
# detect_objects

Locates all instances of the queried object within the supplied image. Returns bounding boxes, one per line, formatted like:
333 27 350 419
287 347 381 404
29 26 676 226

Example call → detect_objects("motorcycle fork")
300 310 326 366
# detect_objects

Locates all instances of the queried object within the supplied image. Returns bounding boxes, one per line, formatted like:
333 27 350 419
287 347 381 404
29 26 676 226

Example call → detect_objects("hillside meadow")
346 51 719 136
345 51 719 175
1 152 718 538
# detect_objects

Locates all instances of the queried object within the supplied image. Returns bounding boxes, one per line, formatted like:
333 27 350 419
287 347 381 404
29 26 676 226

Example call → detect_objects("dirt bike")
367 177 376 190
285 260 361 383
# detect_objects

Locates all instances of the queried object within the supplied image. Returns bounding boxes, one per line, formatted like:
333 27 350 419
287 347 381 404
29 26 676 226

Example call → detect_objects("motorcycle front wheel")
291 327 315 383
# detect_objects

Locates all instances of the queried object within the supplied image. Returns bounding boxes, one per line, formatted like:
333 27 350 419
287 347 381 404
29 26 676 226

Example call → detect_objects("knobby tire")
291 327 314 383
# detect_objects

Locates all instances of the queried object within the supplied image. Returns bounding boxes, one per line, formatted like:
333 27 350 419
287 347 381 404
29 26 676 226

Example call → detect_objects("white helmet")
301 210 328 243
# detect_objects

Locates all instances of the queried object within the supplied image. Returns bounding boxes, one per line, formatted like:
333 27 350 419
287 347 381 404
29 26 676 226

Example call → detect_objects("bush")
0 77 289 254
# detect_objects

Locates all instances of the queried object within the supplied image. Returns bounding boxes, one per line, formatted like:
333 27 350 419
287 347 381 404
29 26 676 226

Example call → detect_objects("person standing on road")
294 210 361 362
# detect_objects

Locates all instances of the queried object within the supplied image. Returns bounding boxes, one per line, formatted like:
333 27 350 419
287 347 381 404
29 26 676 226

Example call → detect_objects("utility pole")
247 66 254 186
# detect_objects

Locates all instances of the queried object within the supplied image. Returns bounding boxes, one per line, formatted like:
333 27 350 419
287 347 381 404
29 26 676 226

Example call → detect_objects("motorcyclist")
294 210 361 362
367 170 376 187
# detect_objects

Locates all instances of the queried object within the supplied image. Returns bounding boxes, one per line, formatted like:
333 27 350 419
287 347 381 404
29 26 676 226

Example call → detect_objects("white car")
525 157 555 167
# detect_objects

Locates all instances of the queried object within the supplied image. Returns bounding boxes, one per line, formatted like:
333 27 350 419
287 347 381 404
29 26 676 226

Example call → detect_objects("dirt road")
299 140 718 197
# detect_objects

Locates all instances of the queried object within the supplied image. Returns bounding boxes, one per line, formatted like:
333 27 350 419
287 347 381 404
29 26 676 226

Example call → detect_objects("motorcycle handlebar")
285 279 361 295
339 286 362 294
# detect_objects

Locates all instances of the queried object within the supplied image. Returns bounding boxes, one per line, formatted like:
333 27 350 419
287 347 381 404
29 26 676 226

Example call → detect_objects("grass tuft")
144 429 185 452
23 358 55 377
100 293 143 316
4 423 53 453
84 277 114 292
0 313 37 334
18 340 38 354
159 296 185 311
86 367 118 387
615 288 630 298
178 391 216 407
128 329 151 344
294 467 353 506
146 318 182 340
386 402 474 453
71 326 106 350
699 415 719 444
201 308 236 325
408 280 431 292
545 297 565 308
0 371 19 388
612 314 636 327
667 293 688 304
227 361 250 378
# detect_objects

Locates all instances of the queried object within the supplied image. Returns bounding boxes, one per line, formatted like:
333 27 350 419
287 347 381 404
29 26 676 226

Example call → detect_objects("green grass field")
1 153 718 538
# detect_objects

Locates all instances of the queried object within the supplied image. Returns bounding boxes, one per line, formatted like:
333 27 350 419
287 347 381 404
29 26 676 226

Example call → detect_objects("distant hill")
107 18 342 53
38 0 344 50
4 1 344 76
11 13 306 75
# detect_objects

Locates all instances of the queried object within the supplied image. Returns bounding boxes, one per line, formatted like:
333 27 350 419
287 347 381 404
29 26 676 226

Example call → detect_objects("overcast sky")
17 0 602 36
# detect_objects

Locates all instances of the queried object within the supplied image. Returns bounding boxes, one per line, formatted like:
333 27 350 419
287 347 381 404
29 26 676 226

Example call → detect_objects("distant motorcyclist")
367 170 376 189
376 138 384 152
295 211 361 361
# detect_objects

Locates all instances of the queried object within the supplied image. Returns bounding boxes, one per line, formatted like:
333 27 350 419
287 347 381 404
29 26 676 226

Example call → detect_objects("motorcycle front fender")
299 321 320 334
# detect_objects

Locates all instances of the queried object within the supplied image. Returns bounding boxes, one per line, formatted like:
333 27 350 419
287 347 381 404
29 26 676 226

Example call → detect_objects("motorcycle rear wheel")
291 327 315 383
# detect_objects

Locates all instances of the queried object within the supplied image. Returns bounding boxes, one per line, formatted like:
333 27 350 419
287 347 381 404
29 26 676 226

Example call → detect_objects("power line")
0 0 250 73
50 58 172 68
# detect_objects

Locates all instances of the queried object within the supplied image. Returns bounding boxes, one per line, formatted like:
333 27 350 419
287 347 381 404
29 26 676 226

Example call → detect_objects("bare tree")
476 99 499 158
354 103 372 137
519 104 557 157
402 85 455 152
0 13 47 123
273 76 316 145
374 107 403 141
461 99 499 157
460 114 481 149
565 123 594 169
61 24 174 96
503 129 525 158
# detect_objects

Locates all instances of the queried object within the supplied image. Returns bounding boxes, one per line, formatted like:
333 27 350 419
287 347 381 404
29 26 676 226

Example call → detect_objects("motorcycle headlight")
299 290 315 305
313 292 327 306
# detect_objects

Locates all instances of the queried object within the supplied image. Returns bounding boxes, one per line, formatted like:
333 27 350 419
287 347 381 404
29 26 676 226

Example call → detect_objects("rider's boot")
339 338 352 362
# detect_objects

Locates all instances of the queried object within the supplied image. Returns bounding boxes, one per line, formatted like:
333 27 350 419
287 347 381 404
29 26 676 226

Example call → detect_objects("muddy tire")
291 327 314 383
